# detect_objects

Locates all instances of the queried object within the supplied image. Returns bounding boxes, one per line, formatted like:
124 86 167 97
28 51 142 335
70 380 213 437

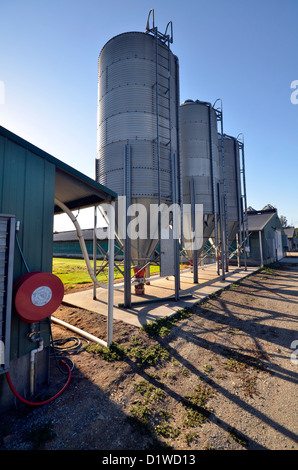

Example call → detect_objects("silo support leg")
107 201 115 347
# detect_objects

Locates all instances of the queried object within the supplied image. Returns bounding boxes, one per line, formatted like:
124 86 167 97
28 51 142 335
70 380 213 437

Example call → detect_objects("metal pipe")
29 324 44 396
54 197 121 290
30 339 43 396
51 316 107 347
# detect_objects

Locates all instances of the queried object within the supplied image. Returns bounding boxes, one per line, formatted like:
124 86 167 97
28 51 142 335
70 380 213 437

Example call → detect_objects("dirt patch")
1 265 297 451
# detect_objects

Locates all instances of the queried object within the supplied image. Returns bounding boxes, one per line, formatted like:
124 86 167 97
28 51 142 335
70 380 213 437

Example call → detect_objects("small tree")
279 215 288 227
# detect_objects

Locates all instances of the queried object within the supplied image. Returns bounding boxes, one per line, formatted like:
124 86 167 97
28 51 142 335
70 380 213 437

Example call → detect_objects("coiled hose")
5 318 74 406
5 360 71 407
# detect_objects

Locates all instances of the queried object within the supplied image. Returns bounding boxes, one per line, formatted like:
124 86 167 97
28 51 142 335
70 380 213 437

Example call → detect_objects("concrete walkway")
63 264 259 328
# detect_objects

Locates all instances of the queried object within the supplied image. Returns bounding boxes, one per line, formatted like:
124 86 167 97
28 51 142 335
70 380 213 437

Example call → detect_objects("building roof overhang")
0 126 117 214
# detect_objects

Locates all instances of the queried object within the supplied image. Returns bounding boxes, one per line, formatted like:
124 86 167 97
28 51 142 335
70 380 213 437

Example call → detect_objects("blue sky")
1 0 297 231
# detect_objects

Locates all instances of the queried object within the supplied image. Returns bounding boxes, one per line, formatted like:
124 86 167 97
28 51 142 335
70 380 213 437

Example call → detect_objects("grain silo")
218 134 242 256
96 11 181 304
180 99 223 278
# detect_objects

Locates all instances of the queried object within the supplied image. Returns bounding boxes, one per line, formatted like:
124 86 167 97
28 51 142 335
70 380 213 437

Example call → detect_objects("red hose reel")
13 271 64 323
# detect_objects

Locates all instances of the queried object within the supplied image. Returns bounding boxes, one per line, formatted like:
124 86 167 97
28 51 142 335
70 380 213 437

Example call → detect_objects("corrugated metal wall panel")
0 215 15 374
0 134 56 358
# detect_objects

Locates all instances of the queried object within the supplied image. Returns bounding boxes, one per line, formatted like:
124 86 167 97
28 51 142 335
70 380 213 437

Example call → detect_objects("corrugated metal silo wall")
0 133 55 358
97 31 180 264
97 31 179 201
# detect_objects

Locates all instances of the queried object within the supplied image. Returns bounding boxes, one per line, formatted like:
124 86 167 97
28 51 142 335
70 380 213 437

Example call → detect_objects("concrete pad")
279 256 298 265
63 264 259 328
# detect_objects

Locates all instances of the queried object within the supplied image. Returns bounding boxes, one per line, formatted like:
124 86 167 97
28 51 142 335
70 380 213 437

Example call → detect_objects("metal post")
218 183 226 280
190 177 198 283
241 197 247 270
93 206 97 300
124 144 131 308
259 230 263 267
107 200 115 346
171 152 180 300
236 233 240 267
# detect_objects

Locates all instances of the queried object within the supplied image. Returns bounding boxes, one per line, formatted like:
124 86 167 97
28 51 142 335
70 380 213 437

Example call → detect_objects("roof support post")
259 230 263 267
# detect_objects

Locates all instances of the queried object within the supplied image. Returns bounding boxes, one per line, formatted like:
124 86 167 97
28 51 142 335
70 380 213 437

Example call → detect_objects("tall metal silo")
180 99 222 277
96 12 181 304
218 134 242 246
216 132 243 272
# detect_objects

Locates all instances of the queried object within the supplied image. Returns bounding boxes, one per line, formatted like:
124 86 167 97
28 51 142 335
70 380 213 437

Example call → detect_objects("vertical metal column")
259 231 263 267
171 152 180 300
124 143 132 308
93 205 97 300
190 177 198 283
236 233 240 267
218 183 226 280
107 201 115 346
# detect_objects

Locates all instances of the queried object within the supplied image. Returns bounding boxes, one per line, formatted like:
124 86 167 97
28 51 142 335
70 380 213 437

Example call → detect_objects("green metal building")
243 207 286 266
53 228 123 260
0 125 116 412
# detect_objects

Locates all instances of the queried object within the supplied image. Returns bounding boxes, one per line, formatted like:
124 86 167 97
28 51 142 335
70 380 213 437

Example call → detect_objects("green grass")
52 257 160 288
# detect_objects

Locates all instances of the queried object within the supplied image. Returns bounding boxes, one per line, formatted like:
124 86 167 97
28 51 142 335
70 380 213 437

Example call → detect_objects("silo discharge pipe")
54 198 121 290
